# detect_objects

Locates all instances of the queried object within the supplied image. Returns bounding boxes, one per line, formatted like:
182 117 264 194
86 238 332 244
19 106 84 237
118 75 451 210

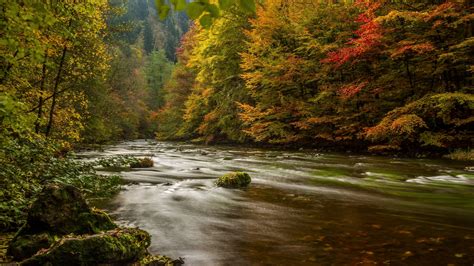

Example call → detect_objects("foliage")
444 149 474 161
158 0 472 155
156 27 198 140
155 0 257 27
0 146 137 231
145 50 173 110
366 93 474 151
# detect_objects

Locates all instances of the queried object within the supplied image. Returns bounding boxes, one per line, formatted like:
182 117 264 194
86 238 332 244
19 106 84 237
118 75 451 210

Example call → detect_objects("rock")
16 183 116 236
7 183 176 265
130 157 154 168
139 255 185 266
8 183 117 260
216 172 251 188
20 228 150 265
7 233 54 260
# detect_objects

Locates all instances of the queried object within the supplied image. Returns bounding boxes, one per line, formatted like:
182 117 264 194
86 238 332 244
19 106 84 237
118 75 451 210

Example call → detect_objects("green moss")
139 254 184 265
216 172 251 188
8 183 118 261
17 183 117 236
77 209 117 234
20 228 151 265
130 157 154 168
7 233 55 261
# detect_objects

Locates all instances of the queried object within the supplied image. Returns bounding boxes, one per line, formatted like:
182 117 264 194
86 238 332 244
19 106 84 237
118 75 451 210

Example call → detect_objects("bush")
444 150 474 161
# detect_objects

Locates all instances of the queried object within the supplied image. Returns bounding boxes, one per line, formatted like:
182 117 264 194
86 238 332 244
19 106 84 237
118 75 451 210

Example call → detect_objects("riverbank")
78 138 474 162
1 183 182 265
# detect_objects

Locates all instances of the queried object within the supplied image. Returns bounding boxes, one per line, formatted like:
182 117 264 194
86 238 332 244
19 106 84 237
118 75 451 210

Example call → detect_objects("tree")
181 7 252 143
156 27 198 140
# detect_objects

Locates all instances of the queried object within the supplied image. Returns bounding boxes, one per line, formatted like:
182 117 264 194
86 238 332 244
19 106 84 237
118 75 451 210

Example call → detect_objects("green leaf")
175 0 187 11
155 0 164 8
200 14 213 28
206 4 220 18
238 0 256 13
159 5 170 20
186 2 205 20
218 0 232 10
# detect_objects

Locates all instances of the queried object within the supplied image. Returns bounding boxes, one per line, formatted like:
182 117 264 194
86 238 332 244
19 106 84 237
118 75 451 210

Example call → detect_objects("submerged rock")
216 172 251 188
130 157 154 168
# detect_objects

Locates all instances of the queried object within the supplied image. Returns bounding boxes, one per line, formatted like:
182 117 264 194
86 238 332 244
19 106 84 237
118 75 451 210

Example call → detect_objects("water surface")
78 140 474 265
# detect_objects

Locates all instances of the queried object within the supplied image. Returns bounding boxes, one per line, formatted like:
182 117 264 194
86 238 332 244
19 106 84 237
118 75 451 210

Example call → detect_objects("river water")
78 140 474 265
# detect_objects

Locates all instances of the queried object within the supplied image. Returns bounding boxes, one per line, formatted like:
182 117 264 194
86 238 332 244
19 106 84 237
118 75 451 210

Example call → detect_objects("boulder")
18 183 116 236
20 228 150 265
7 183 179 265
8 183 117 260
216 172 251 188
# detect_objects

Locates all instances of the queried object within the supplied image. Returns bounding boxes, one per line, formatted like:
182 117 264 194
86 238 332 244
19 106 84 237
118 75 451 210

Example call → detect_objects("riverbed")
77 140 474 265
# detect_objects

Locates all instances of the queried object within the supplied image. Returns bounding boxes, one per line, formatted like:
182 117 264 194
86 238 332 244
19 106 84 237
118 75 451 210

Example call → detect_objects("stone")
130 157 154 168
8 183 117 261
18 183 116 236
20 228 150 265
216 172 251 188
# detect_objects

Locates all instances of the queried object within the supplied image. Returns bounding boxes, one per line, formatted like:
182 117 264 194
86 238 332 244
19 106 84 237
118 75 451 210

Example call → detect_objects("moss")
216 172 251 188
8 183 117 261
20 228 151 265
139 254 184 266
16 183 117 236
0 233 14 263
77 209 117 234
7 233 55 261
7 183 178 265
130 157 154 168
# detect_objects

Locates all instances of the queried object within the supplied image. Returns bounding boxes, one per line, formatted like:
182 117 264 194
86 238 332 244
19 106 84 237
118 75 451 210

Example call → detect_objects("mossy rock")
20 228 151 265
18 183 117 236
216 172 251 188
138 254 185 266
7 233 55 261
8 183 117 261
130 157 154 168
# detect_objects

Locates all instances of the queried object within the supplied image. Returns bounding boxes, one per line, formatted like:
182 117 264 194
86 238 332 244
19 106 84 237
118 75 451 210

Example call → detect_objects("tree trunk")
35 52 48 133
45 46 67 137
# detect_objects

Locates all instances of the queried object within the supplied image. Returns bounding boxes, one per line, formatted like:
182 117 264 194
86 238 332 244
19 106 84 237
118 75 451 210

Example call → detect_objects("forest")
1 0 473 265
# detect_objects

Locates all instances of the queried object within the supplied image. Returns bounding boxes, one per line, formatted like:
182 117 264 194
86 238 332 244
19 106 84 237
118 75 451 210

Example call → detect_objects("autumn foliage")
157 0 472 154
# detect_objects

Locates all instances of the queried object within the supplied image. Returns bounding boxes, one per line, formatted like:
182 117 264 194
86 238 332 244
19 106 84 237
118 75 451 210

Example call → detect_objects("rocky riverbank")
5 183 182 265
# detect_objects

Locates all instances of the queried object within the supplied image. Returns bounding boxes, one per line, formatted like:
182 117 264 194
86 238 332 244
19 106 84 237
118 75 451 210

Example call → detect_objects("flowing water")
78 140 474 265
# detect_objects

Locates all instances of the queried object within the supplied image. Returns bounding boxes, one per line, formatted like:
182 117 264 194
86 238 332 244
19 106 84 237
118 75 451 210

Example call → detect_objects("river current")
77 140 474 265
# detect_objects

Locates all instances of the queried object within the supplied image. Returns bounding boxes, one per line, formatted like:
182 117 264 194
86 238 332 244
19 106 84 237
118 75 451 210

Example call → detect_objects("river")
77 140 474 265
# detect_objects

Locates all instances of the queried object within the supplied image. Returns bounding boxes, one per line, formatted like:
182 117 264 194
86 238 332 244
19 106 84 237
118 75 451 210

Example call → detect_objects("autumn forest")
1 0 473 265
